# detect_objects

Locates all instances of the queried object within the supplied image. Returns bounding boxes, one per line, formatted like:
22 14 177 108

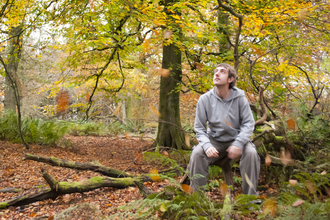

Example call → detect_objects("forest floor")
0 135 278 220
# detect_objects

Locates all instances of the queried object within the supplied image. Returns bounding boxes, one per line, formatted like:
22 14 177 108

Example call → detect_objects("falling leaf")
164 30 173 39
289 179 297 186
56 90 69 113
225 120 233 127
149 104 161 117
220 183 228 197
162 151 169 157
263 198 277 218
125 132 130 139
321 170 327 175
293 200 304 207
244 172 254 189
298 8 308 21
280 148 291 165
326 187 330 196
159 203 167 212
158 68 170 78
185 133 191 148
286 118 295 130
305 180 316 194
86 92 90 102
181 184 192 194
265 154 271 166
150 168 161 182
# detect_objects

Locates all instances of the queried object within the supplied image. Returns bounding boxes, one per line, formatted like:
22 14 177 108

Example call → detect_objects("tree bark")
4 26 22 111
154 0 186 150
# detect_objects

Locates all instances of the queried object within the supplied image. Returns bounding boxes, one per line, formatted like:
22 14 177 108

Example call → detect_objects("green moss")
66 161 76 167
0 202 8 209
275 136 284 141
50 156 57 161
88 176 104 184
256 128 268 133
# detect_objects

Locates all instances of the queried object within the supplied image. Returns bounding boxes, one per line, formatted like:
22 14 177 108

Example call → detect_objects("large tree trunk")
154 0 186 150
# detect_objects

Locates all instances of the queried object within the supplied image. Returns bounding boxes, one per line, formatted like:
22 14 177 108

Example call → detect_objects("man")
189 63 260 195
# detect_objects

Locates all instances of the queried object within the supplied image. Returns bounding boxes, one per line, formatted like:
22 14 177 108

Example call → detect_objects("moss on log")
0 170 145 209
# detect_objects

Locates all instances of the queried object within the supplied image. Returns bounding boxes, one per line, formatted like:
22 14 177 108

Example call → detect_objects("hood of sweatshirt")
194 87 255 151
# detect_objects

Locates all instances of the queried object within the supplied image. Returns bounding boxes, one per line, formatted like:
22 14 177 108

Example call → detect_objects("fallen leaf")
29 213 37 217
293 200 304 207
265 154 271 166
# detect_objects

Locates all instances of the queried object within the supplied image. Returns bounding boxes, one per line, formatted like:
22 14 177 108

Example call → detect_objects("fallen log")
0 169 146 209
0 188 21 193
24 154 132 178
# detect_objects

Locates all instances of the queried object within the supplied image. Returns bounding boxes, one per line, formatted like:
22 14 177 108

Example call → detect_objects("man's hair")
215 63 237 89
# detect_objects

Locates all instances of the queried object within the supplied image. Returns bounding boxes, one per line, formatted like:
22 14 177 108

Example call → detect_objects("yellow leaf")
160 203 167 212
150 104 161 117
220 183 228 197
150 168 161 182
263 198 277 217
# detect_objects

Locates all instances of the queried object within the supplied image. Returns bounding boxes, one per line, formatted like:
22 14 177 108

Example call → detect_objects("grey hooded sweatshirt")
194 87 255 152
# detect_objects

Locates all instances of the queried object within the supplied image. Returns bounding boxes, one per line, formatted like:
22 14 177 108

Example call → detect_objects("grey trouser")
188 138 260 195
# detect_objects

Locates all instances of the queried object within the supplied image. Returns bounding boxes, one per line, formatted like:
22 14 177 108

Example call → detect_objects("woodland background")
0 0 330 219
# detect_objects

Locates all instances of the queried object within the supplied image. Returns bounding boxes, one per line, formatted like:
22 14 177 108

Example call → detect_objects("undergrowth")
0 109 68 145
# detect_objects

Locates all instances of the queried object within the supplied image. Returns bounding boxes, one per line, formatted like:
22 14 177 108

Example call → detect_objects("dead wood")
24 154 133 178
0 169 146 209
0 188 21 193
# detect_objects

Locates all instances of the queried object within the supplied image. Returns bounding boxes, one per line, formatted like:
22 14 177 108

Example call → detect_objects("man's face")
213 66 233 86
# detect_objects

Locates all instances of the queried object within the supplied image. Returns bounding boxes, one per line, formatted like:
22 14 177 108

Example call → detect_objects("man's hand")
227 145 242 159
205 147 219 157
